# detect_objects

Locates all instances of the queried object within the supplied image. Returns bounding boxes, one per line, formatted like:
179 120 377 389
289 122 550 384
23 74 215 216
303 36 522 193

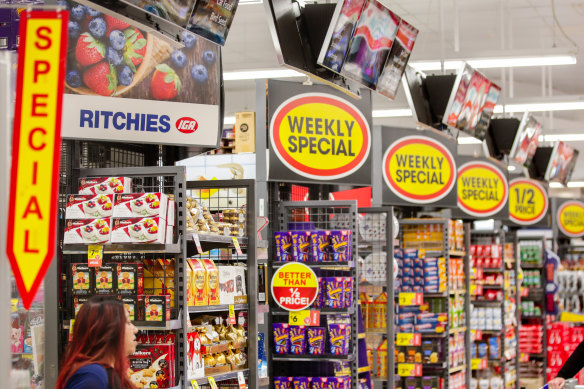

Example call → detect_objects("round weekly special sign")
270 93 371 180
557 201 584 238
508 178 548 225
457 161 508 217
382 136 456 204
271 262 319 311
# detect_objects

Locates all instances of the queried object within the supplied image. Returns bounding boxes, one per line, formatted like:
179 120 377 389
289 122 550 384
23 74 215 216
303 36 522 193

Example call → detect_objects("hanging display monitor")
545 141 579 185
75 0 238 45
61 0 222 147
402 64 433 127
268 80 373 185
555 199 584 238
453 156 509 220
381 126 457 207
508 112 542 167
442 63 501 140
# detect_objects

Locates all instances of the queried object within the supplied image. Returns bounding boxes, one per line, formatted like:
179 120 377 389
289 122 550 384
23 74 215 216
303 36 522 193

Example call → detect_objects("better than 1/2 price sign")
509 179 548 225
271 262 319 311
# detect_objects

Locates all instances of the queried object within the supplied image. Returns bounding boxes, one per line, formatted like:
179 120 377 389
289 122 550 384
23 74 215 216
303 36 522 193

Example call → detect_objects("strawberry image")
147 226 158 234
108 178 120 188
99 226 110 235
123 27 147 71
150 64 182 100
143 219 155 228
97 195 109 205
83 62 118 96
75 33 105 67
102 203 112 211
105 14 130 35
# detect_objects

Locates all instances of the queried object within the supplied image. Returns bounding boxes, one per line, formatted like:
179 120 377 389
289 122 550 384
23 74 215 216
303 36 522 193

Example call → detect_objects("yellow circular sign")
509 179 548 225
558 201 584 238
271 262 319 311
270 93 371 180
457 161 508 217
383 136 456 203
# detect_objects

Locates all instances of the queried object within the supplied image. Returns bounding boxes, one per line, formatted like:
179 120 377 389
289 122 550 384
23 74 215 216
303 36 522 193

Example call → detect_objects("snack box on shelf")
129 342 175 388
70 263 93 296
65 194 114 219
218 266 247 305
117 263 144 296
64 219 111 244
79 177 132 195
138 295 171 322
111 217 169 244
113 193 173 224
93 264 116 295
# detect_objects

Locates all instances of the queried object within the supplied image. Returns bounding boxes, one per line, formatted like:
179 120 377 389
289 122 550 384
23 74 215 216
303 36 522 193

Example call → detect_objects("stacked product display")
59 170 257 389
270 202 359 389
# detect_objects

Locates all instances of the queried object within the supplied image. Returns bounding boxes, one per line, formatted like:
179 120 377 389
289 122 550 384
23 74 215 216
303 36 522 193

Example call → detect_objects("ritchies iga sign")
269 93 371 181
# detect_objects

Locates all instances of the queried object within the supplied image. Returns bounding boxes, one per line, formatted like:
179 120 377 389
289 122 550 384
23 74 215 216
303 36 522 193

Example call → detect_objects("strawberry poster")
61 0 222 147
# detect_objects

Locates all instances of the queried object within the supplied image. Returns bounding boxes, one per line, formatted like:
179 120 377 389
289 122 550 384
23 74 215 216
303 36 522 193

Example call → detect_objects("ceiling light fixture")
224 116 236 125
549 182 563 188
539 134 584 142
568 182 584 188
238 0 263 4
508 165 517 171
410 55 576 72
372 108 413 118
456 137 483 145
223 68 304 81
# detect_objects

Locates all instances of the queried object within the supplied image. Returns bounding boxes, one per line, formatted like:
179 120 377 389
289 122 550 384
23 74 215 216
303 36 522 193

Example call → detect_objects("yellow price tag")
396 333 421 346
11 299 18 313
232 237 243 255
70 319 75 333
397 363 421 377
471 358 484 370
88 245 103 267
228 304 236 324
398 292 422 306
191 380 200 389
289 310 310 325
208 377 218 389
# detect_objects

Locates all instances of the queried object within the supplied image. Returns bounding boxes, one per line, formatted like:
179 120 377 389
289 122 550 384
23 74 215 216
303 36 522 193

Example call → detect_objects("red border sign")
271 262 319 311
6 10 68 309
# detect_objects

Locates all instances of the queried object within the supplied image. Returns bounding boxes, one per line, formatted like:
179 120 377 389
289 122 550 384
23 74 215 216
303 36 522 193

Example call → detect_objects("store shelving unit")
356 207 394 389
518 236 547 385
470 226 518 389
390 218 468 389
58 171 258 389
268 200 360 389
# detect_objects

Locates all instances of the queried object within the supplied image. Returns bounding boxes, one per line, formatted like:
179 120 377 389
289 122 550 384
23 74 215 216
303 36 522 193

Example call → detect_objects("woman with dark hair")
56 296 138 389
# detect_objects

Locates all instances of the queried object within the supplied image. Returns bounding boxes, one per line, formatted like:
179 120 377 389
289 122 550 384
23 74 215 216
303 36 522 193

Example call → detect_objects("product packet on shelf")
79 177 132 195
138 295 170 322
117 263 144 296
218 266 247 305
111 217 167 244
273 323 290 354
325 277 346 308
93 264 116 295
64 219 111 244
312 377 332 389
113 193 169 218
291 231 311 262
155 259 175 308
330 230 351 261
201 259 220 305
274 377 293 389
129 343 175 389
275 231 293 262
289 326 307 354
71 264 93 295
118 296 137 321
307 327 326 355
343 277 353 308
65 194 113 219
328 323 350 355
311 230 330 261
293 377 311 389
188 258 207 306
73 296 90 317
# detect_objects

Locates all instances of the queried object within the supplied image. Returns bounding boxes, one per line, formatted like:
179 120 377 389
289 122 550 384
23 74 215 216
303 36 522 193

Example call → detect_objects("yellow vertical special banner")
6 10 69 309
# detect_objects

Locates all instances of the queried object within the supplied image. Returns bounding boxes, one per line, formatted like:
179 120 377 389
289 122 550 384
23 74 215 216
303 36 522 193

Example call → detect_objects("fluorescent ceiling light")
372 108 412 118
410 55 576 72
224 116 236 125
238 0 263 4
503 102 584 112
223 68 303 81
568 182 584 188
539 134 584 142
508 165 516 171
549 182 564 188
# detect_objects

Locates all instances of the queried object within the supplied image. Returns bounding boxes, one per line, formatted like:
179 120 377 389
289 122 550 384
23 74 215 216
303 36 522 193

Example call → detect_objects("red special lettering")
22 196 43 219
33 60 50 83
31 94 48 117
24 230 39 253
279 296 309 305
28 127 46 151
34 26 52 50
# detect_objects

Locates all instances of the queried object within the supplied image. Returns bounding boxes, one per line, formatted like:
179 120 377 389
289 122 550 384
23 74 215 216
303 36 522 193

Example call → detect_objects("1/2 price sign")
509 179 548 225
271 262 319 311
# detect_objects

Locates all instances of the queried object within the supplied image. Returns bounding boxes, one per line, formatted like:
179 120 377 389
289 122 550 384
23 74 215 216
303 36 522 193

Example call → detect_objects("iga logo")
176 117 199 134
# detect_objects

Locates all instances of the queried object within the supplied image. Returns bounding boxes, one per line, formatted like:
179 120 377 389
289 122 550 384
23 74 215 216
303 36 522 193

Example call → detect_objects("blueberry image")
70 4 85 21
145 5 160 16
191 64 208 83
118 65 134 86
57 0 68 8
85 7 101 17
66 70 82 88
88 17 106 39
107 47 123 66
68 21 80 39
109 30 126 51
181 31 197 48
203 50 215 64
170 51 187 69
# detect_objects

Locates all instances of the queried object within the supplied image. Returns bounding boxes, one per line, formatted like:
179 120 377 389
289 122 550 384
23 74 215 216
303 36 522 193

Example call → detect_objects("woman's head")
56 296 138 389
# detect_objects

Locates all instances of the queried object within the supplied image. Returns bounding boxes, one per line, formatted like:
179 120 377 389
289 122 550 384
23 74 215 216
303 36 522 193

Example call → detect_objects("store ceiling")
220 0 584 179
